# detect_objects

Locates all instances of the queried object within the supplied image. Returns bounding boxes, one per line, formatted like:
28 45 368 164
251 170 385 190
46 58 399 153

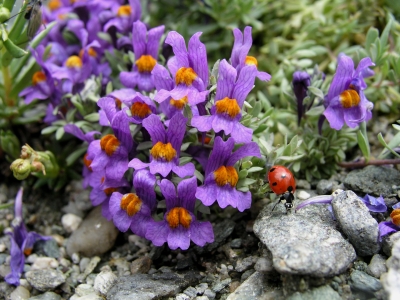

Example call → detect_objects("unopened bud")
0 7 10 24
21 145 33 159
10 159 31 180
31 161 46 175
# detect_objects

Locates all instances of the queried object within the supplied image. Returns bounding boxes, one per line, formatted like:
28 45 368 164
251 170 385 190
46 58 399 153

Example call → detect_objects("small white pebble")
297 190 311 200
94 270 117 295
72 252 80 264
62 213 82 233
31 257 59 270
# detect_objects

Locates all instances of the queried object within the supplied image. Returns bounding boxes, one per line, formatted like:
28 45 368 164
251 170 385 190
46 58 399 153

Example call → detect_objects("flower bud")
293 71 311 125
0 7 10 24
10 159 31 180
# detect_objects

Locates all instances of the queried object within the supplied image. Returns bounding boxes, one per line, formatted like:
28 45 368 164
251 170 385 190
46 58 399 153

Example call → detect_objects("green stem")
0 201 14 210
3 0 17 11
2 65 14 106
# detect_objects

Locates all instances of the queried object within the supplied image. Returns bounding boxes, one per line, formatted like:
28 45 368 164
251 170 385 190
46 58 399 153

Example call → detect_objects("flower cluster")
30 1 267 250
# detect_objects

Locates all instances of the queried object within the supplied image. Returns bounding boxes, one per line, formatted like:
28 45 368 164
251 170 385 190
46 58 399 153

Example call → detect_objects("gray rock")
0 282 14 299
107 272 199 299
195 283 208 295
349 269 383 298
33 239 60 259
183 286 198 297
254 257 274 273
241 269 255 281
344 165 400 196
230 238 242 249
316 179 334 195
226 271 284 300
130 256 152 274
235 256 257 272
25 269 66 291
211 278 231 293
286 285 341 300
66 206 119 257
367 254 387 278
382 231 400 256
176 294 190 300
254 206 355 277
381 239 400 298
203 289 216 299
28 291 62 300
331 190 380 256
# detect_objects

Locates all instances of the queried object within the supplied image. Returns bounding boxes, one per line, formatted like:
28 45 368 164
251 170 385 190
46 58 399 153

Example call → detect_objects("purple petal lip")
295 195 334 211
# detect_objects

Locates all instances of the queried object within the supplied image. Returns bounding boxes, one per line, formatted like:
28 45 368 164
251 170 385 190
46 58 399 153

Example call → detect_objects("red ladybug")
267 165 296 213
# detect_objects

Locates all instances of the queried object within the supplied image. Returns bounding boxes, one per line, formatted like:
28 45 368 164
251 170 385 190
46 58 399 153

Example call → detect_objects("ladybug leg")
271 198 282 212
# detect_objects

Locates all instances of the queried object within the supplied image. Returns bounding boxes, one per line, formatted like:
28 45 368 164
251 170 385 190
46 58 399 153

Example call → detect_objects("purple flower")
5 188 51 286
19 46 61 105
196 137 261 212
64 124 101 188
146 177 214 250
379 207 400 240
49 52 92 94
109 169 157 236
120 21 165 92
323 53 375 130
89 174 130 220
230 26 271 82
98 90 156 126
87 109 135 181
360 194 387 213
128 113 195 178
191 59 257 144
153 31 209 108
103 0 141 34
292 71 311 125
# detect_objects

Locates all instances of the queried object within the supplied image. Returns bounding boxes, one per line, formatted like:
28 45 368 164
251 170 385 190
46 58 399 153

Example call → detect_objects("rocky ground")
0 163 400 300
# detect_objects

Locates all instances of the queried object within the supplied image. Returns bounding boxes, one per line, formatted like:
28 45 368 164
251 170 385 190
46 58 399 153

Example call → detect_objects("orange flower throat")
215 97 241 118
100 134 120 156
120 193 142 217
166 207 192 228
150 142 176 162
214 166 238 187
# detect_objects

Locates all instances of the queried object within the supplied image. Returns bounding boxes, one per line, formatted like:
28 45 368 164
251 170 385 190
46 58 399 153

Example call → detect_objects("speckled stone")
254 204 355 277
331 190 380 256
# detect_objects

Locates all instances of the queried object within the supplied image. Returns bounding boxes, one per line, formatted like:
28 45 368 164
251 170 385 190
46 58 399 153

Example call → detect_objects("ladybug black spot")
272 182 278 186
269 168 276 173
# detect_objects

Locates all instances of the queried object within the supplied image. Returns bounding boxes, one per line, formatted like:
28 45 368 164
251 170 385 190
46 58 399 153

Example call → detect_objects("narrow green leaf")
84 113 100 123
307 86 324 99
66 147 87 166
365 27 379 50
380 17 393 47
247 166 264 173
55 127 65 140
357 130 370 162
253 124 268 135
